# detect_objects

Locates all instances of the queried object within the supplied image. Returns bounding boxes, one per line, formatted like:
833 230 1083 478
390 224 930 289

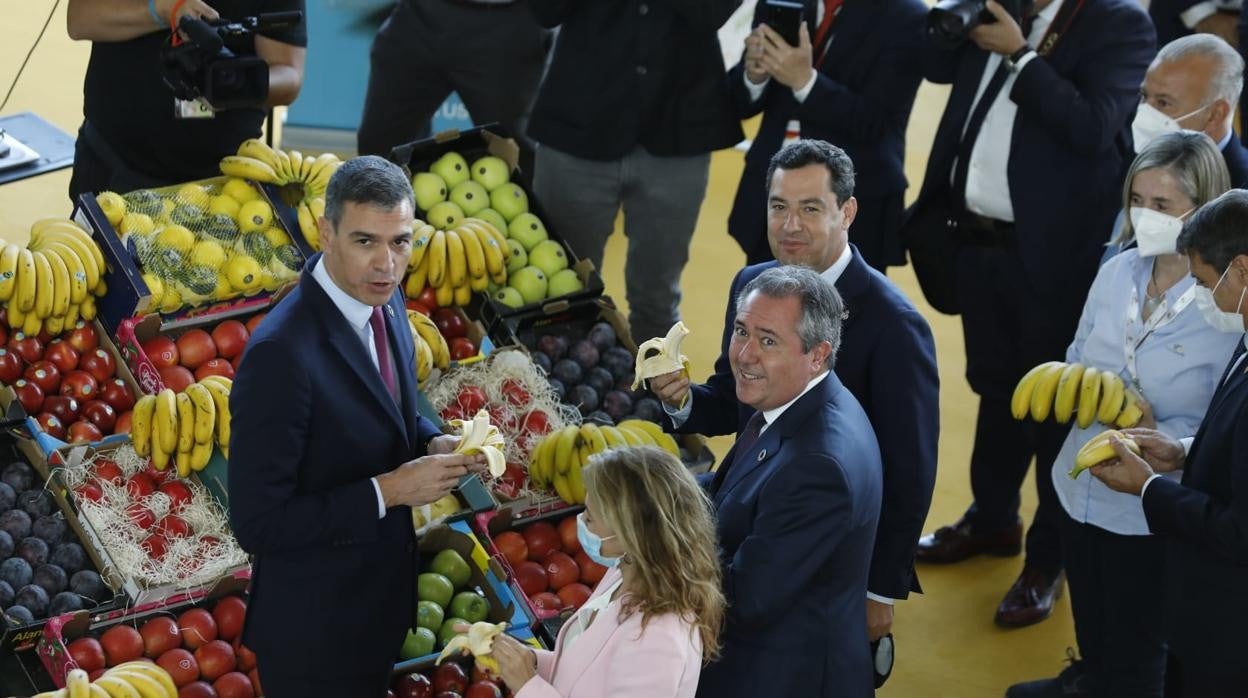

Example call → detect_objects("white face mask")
1132 102 1209 152
1130 206 1190 256
1194 264 1247 333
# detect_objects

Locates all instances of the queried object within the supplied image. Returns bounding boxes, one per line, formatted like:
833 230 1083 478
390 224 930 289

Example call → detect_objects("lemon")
156 224 196 254
237 200 273 234
223 177 260 203
261 226 292 248
212 274 235 301
189 239 228 271
96 191 127 227
176 184 211 209
141 273 164 307
120 213 154 236
159 285 183 313
224 254 263 294
208 195 241 219
159 198 177 222
259 267 282 292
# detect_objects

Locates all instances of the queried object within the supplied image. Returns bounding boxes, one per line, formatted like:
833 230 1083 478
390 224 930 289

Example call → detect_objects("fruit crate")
394 521 536 674
0 319 144 458
389 635 544 696
112 307 272 396
386 124 606 319
37 571 253 690
0 435 128 695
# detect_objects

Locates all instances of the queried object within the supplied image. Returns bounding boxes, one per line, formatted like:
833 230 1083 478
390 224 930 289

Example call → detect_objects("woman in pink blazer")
490 446 725 697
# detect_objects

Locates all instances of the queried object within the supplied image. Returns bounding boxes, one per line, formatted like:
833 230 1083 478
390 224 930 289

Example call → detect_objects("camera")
927 0 1031 48
160 12 301 111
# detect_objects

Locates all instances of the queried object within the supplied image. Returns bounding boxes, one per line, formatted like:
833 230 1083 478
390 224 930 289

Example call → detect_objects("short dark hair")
1177 188 1248 270
765 139 855 204
736 265 844 369
324 155 414 227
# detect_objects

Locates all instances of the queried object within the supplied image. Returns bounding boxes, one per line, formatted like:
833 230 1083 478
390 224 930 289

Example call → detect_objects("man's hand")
155 0 219 25
757 23 814 90
1195 12 1238 48
744 29 770 84
1118 428 1185 473
866 598 894 642
968 1 1028 56
427 435 460 455
375 453 486 508
649 369 691 409
1089 436 1156 496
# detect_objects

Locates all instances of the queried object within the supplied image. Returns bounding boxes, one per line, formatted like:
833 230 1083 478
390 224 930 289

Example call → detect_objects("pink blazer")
515 567 704 698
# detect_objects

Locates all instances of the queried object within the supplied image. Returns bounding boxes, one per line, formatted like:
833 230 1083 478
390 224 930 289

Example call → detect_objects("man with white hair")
1135 33 1248 186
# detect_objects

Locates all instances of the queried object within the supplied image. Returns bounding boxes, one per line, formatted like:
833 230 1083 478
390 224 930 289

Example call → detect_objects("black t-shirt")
82 0 306 184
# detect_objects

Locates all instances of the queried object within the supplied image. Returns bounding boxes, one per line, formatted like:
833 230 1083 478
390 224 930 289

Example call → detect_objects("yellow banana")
469 223 506 279
1070 429 1140 478
426 230 447 288
12 247 36 313
435 281 454 308
616 424 646 447
92 675 140 698
154 389 178 455
620 419 681 457
43 241 90 304
63 302 80 330
408 311 450 368
469 272 490 293
1011 361 1061 420
528 434 552 488
405 263 427 299
1097 372 1126 425
66 668 90 698
21 312 42 338
236 137 280 169
453 278 472 307
1115 390 1144 428
101 670 166 698
44 314 65 337
80 294 97 321
552 425 581 476
414 331 432 383
1076 366 1103 429
632 323 691 390
190 439 212 472
219 155 281 183
567 450 586 503
1028 362 1066 422
444 229 467 288
131 394 156 458
200 379 232 448
108 661 179 697
6 303 23 330
35 221 106 277
184 382 216 444
600 425 628 449
286 149 305 180
579 422 608 457
40 248 71 318
0 243 20 301
408 223 435 270
450 409 507 477
456 224 487 280
1053 363 1086 423
297 201 320 250
87 684 110 698
31 250 54 319
552 470 575 503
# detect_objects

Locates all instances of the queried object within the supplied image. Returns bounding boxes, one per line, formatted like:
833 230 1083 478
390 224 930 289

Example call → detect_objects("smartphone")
761 0 804 47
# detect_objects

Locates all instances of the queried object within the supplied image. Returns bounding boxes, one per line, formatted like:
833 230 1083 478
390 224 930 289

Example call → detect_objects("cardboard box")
472 506 586 624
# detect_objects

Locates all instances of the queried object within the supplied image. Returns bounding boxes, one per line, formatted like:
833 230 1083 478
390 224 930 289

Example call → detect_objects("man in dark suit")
724 0 926 270
526 0 744 343
652 140 938 650
228 156 486 695
691 265 882 697
1148 0 1238 47
1136 34 1248 187
1091 189 1248 698
904 0 1154 629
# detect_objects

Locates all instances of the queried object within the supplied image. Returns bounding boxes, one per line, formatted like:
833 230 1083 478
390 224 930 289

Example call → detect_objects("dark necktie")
1217 339 1247 389
712 411 767 493
369 306 397 400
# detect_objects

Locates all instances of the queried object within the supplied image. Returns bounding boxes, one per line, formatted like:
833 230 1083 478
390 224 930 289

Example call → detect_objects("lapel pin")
757 449 766 461
387 305 395 318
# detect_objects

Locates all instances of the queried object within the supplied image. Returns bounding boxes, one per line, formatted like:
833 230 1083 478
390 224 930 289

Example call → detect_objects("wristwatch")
1005 44 1035 72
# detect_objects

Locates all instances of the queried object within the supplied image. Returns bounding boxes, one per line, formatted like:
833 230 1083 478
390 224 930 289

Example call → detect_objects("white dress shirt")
1181 0 1242 29
562 576 624 650
310 259 390 519
956 0 1064 223
744 0 833 105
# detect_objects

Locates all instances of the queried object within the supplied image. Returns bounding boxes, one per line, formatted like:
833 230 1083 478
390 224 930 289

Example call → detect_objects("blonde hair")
582 446 725 662
1114 130 1230 245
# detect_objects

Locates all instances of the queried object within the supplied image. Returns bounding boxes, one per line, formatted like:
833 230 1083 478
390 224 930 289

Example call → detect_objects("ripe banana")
219 155 281 183
408 223 435 270
1097 372 1126 425
1115 390 1144 428
436 620 507 676
449 409 506 477
408 310 450 368
444 229 467 288
175 391 195 454
42 241 91 304
236 138 280 170
466 222 506 279
93 675 142 698
297 201 321 250
66 668 90 698
435 281 454 308
405 262 428 299
552 425 580 477
528 434 553 488
1070 429 1140 478
1076 366 1103 429
615 424 646 447
414 330 433 383
619 419 681 458
184 382 216 444
154 389 178 456
1052 363 1086 423
131 395 156 458
452 278 472 307
579 422 608 456
199 378 232 449
40 248 72 318
426 230 448 288
632 322 691 391
1028 362 1066 422
1011 361 1061 420
0 243 21 301
31 249 54 319
102 669 169 698
108 662 179 697
456 223 488 280
600 425 628 449
13 247 36 313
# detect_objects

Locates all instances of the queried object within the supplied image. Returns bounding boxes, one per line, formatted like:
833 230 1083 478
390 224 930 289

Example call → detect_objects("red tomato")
156 647 199 687
176 330 217 369
494 531 528 568
212 596 247 643
234 644 256 673
500 378 531 408
522 521 561 561
141 336 178 369
100 624 145 666
159 481 194 510
531 592 563 612
7 333 44 364
543 551 580 591
416 286 439 311
0 348 24 383
556 582 593 610
244 313 266 335
94 459 123 484
210 320 249 359
99 378 136 412
113 410 133 434
44 341 80 374
194 359 235 381
449 337 477 361
140 617 181 659
513 561 547 596
60 370 99 401
557 516 581 556
575 550 607 586
67 420 103 444
74 481 103 503
405 300 431 317
127 504 155 530
79 348 117 382
126 473 157 499
178 609 218 650
433 309 467 339
24 360 61 394
213 671 255 698
158 365 195 393
194 640 236 681
455 385 488 414
13 379 44 414
65 322 98 355
66 637 106 673
178 681 216 698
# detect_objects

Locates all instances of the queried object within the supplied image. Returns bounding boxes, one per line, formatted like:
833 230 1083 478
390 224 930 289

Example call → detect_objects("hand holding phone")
761 0 804 47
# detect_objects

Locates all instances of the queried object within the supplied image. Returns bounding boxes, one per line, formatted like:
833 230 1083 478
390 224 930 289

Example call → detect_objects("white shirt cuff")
792 70 819 103
743 72 769 102
1140 473 1163 498
1180 436 1195 456
1181 2 1219 28
371 477 386 519
866 592 896 605
662 393 693 428
1012 51 1040 74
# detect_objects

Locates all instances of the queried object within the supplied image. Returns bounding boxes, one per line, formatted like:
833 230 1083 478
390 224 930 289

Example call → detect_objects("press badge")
175 98 215 119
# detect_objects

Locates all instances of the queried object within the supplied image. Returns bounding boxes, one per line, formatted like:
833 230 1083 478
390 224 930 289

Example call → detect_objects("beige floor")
0 3 1075 695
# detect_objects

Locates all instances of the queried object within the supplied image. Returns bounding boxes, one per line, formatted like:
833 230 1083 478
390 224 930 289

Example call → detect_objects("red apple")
35 412 65 439
25 360 61 393
157 647 199 686
394 673 433 698
194 359 235 381
213 671 254 698
179 608 218 650
557 516 581 556
416 286 439 311
556 582 592 610
0 348 24 383
230 353 242 373
432 663 469 694
247 668 262 697
514 561 548 596
449 337 477 361
543 551 580 591
44 341 80 374
210 321 249 360
176 330 217 370
60 369 99 401
43 395 81 424
156 514 191 538
82 400 118 432
140 617 182 658
80 348 116 382
114 410 133 434
465 682 502 698
100 624 145 666
68 420 103 444
0 322 7 348
211 596 246 643
194 640 236 681
67 637 106 673
8 333 44 364
433 309 467 339
126 473 157 499
13 379 44 414
98 378 136 412
66 322 98 355
159 481 193 510
405 300 431 317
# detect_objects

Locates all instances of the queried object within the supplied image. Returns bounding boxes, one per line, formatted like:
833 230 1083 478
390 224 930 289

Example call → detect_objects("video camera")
927 0 1032 48
160 12 301 111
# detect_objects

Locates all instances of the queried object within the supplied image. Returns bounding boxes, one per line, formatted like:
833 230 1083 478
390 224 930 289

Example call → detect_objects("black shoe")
1005 649 1092 697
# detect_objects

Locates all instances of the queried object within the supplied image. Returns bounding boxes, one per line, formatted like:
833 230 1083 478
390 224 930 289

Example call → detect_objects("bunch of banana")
404 218 511 308
131 377 232 475
1011 361 1144 429
407 309 450 383
35 662 180 698
632 321 692 392
528 420 681 503
0 218 108 337
436 621 508 676
1070 429 1141 479
219 138 341 251
446 409 507 477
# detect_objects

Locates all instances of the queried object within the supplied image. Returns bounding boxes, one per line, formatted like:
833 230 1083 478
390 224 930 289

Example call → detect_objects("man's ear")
317 216 334 248
841 196 859 231
1208 99 1233 131
810 340 833 371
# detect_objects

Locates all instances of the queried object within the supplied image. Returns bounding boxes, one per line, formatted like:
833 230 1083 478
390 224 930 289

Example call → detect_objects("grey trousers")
533 144 711 343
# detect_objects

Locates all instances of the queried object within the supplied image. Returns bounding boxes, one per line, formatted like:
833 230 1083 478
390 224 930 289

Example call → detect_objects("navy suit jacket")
909 0 1154 301
724 0 926 255
1143 342 1248 674
229 256 441 677
1148 0 1207 45
675 248 938 599
1222 135 1248 188
695 371 882 698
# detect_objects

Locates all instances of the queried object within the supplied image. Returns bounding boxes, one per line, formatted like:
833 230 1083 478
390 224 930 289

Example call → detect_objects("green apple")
412 172 448 211
430 549 472 589
438 617 469 649
427 201 465 229
492 286 524 308
490 183 529 222
509 266 548 305
417 572 454 607
508 213 548 251
400 626 437 659
505 239 528 274
471 155 510 191
528 239 568 277
430 151 470 188
416 600 445 632
449 181 489 217
473 208 509 237
448 590 490 624
547 268 584 298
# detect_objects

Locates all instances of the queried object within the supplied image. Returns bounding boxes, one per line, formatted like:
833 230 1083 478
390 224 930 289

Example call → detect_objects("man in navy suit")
725 0 926 270
1148 0 1238 47
690 265 882 697
905 0 1154 630
1092 189 1248 697
653 140 938 652
228 156 486 696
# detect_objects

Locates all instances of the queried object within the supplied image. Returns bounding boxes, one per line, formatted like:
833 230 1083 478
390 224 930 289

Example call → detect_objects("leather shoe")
1005 651 1091 696
914 516 1022 564
995 567 1065 628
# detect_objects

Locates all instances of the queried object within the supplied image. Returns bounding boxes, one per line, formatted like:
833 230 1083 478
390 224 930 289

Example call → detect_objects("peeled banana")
449 409 507 477
632 321 691 390
436 621 508 676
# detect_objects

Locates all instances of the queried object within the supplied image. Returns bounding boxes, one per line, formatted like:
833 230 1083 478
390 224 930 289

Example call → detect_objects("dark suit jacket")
1148 0 1210 45
1223 135 1248 188
725 0 926 256
695 371 882 698
909 0 1154 301
1143 342 1248 676
526 0 744 160
229 256 441 677
675 247 938 599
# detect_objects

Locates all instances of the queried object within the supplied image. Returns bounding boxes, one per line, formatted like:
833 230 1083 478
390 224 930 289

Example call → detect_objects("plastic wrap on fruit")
435 621 508 675
631 322 692 395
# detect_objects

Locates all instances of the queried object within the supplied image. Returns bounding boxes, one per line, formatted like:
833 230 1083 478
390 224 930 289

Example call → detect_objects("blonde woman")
489 446 723 697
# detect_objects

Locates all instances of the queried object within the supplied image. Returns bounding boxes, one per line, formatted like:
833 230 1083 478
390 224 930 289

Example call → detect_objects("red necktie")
369 306 397 399
812 0 844 67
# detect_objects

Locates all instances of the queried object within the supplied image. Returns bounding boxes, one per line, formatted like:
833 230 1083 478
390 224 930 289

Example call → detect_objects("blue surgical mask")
576 513 622 569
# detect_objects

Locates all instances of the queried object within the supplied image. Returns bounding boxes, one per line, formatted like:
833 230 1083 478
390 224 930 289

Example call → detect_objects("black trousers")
742 191 906 272
357 0 549 174
1061 510 1167 697
955 241 1087 572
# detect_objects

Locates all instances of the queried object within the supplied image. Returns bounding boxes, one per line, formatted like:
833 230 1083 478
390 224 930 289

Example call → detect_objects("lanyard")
1123 282 1195 389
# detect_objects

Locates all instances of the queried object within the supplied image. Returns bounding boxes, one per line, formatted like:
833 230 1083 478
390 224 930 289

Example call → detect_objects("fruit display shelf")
114 309 267 396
